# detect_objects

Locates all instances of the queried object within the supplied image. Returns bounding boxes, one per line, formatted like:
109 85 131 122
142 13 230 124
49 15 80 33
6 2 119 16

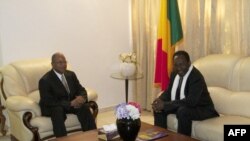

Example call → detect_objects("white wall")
0 0 132 109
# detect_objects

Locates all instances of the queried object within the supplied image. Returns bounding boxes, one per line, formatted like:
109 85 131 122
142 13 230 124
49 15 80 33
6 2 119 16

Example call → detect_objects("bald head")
51 52 67 74
52 52 65 63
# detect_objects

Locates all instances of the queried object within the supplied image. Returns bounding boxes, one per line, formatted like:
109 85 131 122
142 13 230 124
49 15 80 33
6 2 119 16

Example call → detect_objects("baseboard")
99 106 115 113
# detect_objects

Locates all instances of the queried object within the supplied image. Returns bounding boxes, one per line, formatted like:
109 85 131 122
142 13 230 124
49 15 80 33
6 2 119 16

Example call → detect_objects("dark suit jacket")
159 67 218 115
39 69 87 116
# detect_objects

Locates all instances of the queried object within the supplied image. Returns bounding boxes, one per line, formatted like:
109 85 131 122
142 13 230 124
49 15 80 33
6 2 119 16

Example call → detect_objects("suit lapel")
50 70 69 95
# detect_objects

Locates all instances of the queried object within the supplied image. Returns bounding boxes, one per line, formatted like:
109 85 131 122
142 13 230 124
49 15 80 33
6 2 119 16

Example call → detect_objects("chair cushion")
1 59 51 97
28 90 40 104
194 115 250 141
193 54 241 89
30 114 81 133
209 87 250 117
10 59 51 94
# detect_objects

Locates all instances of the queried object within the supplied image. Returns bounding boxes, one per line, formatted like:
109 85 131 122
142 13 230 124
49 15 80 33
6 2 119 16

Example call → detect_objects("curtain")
131 0 250 110
177 0 250 61
131 0 161 110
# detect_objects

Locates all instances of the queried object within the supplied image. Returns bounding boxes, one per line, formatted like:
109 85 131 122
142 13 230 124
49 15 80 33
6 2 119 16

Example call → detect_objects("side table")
111 73 143 103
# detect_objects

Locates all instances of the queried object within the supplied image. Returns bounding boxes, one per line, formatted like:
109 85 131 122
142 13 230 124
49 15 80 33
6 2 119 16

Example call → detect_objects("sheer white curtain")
131 0 160 110
131 0 250 110
177 0 250 61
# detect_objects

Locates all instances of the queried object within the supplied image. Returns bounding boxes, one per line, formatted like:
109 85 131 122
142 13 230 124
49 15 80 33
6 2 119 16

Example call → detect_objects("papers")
102 123 117 133
98 124 119 140
136 129 168 141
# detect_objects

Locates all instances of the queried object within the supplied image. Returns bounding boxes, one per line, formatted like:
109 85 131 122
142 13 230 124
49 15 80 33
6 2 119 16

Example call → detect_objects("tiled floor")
0 110 153 141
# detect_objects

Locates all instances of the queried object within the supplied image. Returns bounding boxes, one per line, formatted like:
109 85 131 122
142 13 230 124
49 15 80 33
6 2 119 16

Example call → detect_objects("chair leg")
0 105 7 136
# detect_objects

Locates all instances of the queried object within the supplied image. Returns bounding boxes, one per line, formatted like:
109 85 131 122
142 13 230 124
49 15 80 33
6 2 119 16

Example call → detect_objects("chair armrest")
87 101 98 119
5 95 41 116
86 88 98 101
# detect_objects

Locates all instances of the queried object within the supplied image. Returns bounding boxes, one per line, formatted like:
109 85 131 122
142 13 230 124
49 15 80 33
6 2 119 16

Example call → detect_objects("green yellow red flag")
154 0 183 90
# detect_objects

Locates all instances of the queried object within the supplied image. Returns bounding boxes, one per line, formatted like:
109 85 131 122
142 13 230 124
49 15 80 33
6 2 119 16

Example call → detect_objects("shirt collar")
53 69 63 81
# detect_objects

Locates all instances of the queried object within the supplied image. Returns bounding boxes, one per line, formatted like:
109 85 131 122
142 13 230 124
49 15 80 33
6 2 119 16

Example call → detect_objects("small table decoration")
115 102 141 141
119 52 137 77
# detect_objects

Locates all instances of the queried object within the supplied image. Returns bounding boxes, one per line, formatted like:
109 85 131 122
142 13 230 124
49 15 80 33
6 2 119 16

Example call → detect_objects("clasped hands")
71 96 86 108
152 98 164 113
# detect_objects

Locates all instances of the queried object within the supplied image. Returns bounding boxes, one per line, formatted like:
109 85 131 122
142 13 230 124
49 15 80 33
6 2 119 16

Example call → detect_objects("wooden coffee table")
50 122 199 141
49 130 98 141
137 122 199 141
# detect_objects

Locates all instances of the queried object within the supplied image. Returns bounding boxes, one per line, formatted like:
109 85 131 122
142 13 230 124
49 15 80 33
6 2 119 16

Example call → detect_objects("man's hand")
75 96 86 104
152 98 164 113
71 96 86 108
70 99 81 108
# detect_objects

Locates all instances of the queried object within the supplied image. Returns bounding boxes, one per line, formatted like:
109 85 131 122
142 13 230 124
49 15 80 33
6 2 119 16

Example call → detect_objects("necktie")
61 74 70 94
175 77 183 100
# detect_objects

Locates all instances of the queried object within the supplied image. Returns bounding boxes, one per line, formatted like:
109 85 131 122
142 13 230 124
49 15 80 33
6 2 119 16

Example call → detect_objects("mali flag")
154 0 183 90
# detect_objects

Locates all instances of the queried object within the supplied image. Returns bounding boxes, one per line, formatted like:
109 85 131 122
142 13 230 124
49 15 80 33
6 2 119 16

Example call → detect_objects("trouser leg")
176 106 196 136
176 106 219 136
177 116 192 136
74 104 97 131
154 112 168 129
50 106 67 137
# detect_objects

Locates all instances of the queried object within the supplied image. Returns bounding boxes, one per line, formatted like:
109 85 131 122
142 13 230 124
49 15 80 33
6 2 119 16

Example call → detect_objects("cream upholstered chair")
0 59 98 141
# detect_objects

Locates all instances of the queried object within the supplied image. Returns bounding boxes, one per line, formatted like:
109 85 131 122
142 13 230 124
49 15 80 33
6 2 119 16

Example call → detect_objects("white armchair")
0 59 98 141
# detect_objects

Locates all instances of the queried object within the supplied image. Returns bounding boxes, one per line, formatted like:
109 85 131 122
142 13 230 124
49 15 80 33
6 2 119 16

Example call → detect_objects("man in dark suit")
39 52 96 137
152 50 219 136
